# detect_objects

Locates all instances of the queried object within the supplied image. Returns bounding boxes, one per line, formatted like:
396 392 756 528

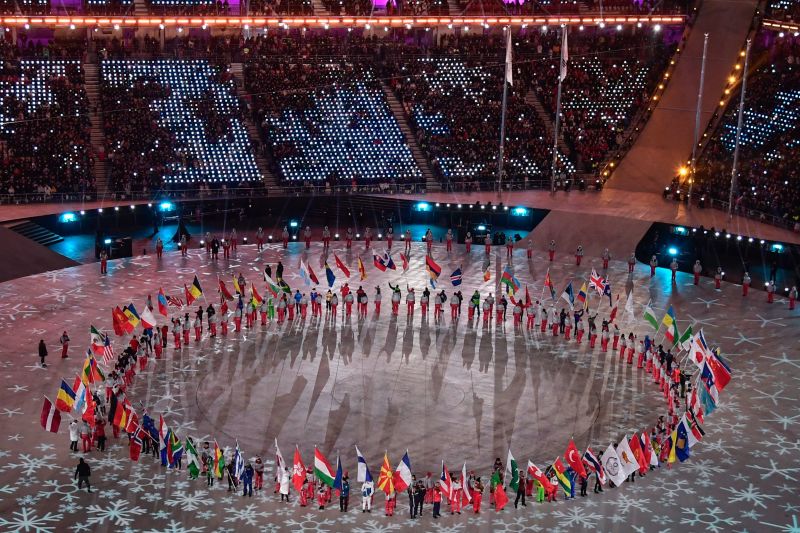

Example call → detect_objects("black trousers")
340 495 348 511
515 489 526 507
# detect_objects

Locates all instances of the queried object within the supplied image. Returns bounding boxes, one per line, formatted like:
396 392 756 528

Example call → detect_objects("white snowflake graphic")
552 506 604 527
722 483 779 509
4 454 57 477
681 507 739 532
165 489 210 512
144 519 206 533
86 500 146 527
0 507 62 533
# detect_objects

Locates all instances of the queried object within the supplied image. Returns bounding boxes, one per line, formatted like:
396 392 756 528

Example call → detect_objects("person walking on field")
74 458 92 493
38 339 48 367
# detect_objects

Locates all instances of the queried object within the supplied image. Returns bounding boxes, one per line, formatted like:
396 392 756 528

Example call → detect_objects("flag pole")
497 28 512 194
687 33 709 203
551 26 567 195
728 38 751 220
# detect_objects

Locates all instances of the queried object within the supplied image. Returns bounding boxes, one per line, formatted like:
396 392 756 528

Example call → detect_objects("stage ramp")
0 226 79 283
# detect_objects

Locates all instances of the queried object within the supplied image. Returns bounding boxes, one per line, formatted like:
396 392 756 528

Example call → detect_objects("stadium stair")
380 80 439 192
228 63 280 194
83 62 109 197
525 89 575 169
133 0 148 15
7 220 64 246
310 0 328 14
446 0 460 15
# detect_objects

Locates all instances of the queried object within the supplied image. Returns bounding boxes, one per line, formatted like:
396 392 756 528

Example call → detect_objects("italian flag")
314 447 336 487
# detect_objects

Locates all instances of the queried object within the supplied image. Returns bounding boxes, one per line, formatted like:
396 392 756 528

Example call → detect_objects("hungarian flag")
334 254 350 278
357 257 367 281
40 396 61 433
292 446 306 492
377 453 394 494
314 447 335 488
218 279 234 301
393 450 412 492
564 439 587 478
157 288 169 316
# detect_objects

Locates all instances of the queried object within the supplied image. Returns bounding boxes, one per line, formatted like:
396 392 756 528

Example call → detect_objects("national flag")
450 267 463 286
159 415 169 466
265 275 281 298
609 294 620 323
672 420 691 462
112 398 130 429
233 442 244 479
601 444 627 487
184 284 195 306
616 435 639 476
559 26 569 81
169 431 184 468
314 447 336 488
355 445 372 483
111 306 125 336
698 378 718 416
89 325 106 355
399 253 409 272
439 462 452 499
628 433 648 474
662 305 678 344
685 411 705 447
324 263 336 287
526 461 555 492
213 440 225 478
552 458 572 495
583 448 606 485
643 302 658 330
544 270 556 300
129 426 144 461
123 304 140 329
251 285 263 307
55 379 76 412
688 330 711 369
292 447 305 491
186 437 201 478
500 265 521 294
589 269 605 294
426 256 442 283
603 281 613 305
483 267 491 282
383 251 397 270
333 454 343 491
278 279 292 294
561 281 575 309
274 439 286 479
678 324 693 350
524 285 532 308
506 449 519 491
40 396 61 433
576 282 588 309
166 294 184 308
494 479 509 511
218 279 234 301
700 363 720 401
357 257 367 281
188 275 203 300
81 390 95 426
307 263 319 285
124 407 139 435
233 275 242 296
157 288 170 315
299 260 311 286
72 376 87 414
393 450 412 493
461 462 472 504
377 452 394 495
564 440 587 478
81 353 105 384
373 252 388 272
705 348 732 391
504 26 513 85
334 254 350 278
642 432 659 467
624 290 635 321
140 305 157 330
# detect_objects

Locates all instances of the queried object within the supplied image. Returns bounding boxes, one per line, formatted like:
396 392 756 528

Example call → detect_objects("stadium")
0 0 797 530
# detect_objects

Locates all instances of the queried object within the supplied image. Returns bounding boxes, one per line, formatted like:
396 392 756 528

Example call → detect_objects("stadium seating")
0 59 95 199
692 35 800 223
101 59 261 194
766 0 800 21
244 55 422 185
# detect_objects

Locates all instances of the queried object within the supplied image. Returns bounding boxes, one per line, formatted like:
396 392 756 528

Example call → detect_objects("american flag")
100 335 115 367
166 294 184 308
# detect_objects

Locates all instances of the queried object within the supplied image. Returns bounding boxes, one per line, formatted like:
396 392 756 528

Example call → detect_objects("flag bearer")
60 331 70 358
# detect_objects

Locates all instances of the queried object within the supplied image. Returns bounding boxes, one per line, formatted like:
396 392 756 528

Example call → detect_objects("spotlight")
668 247 678 256
289 221 299 228
60 212 77 223
104 238 112 245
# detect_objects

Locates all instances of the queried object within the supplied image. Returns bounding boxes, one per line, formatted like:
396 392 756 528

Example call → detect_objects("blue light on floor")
60 212 77 223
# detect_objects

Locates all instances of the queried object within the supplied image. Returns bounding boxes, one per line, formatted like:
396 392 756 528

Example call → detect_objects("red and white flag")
334 254 350 278
292 446 306 492
439 461 452 499
399 253 409 272
40 396 61 433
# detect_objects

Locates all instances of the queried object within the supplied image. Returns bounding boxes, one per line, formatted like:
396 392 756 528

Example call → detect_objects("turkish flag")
564 440 588 479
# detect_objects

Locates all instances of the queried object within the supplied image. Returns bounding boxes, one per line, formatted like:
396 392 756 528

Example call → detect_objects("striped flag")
40 396 61 433
450 267 463 286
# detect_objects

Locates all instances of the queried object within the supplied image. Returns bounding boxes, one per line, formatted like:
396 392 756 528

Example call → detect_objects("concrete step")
525 89 573 164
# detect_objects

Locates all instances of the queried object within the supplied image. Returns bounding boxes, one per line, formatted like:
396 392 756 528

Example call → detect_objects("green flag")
506 449 519 492
186 437 200 479
643 303 659 330
678 324 693 350
491 470 502 489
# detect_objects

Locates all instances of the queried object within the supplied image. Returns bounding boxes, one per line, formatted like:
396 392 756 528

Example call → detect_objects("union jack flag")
589 269 605 295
